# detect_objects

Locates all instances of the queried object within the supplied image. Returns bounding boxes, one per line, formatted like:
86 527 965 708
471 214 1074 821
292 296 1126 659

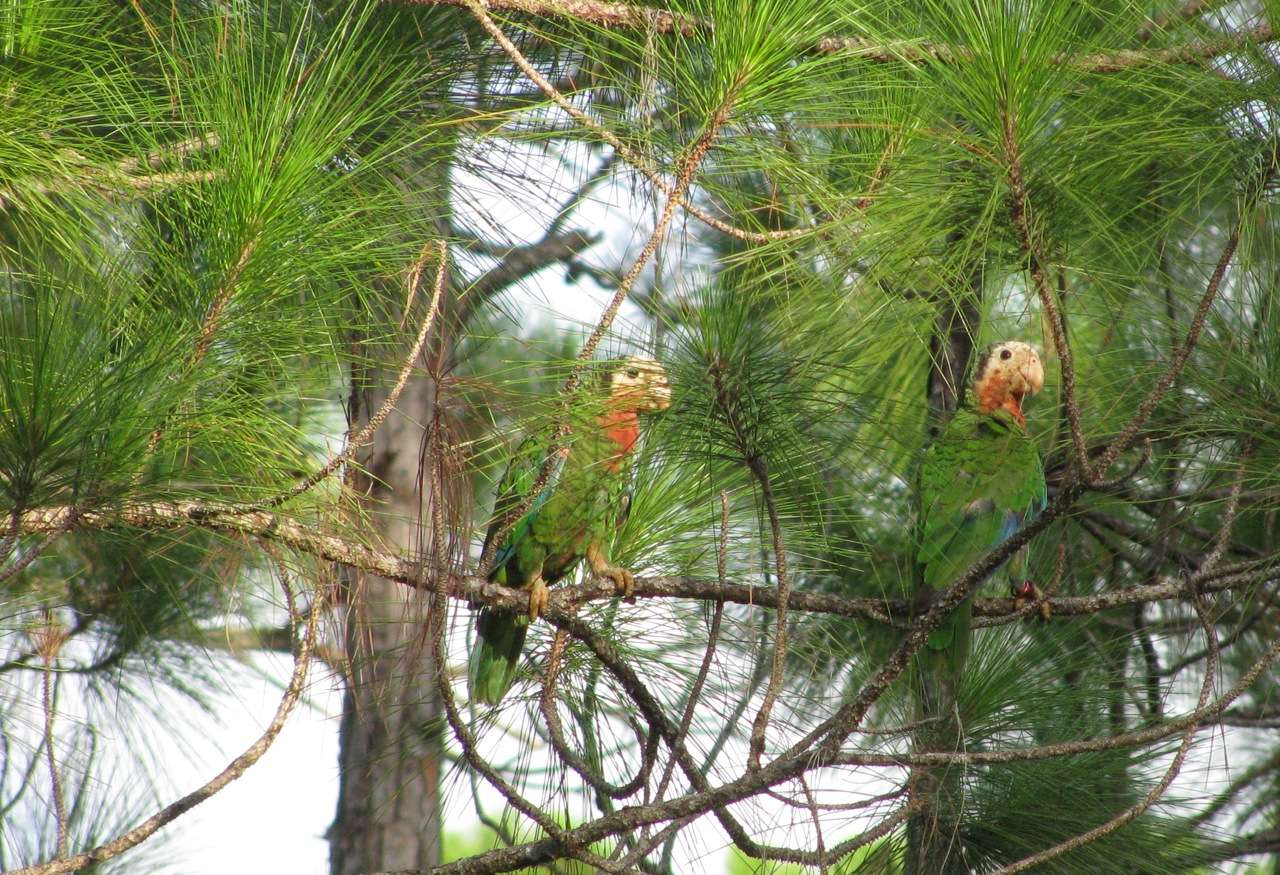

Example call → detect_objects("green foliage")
6 0 1280 871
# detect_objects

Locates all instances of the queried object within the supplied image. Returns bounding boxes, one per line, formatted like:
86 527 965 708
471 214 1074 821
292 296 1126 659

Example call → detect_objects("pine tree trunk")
907 281 979 875
329 372 445 874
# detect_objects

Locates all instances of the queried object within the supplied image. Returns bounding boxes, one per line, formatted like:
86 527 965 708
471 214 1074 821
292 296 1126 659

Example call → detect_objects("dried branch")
538 628 657 801
36 621 68 858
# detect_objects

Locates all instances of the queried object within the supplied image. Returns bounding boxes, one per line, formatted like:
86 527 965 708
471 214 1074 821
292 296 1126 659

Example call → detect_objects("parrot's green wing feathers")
482 434 563 580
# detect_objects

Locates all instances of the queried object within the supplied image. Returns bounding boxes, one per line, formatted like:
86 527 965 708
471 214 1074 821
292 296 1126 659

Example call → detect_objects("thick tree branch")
466 230 599 309
13 501 1280 623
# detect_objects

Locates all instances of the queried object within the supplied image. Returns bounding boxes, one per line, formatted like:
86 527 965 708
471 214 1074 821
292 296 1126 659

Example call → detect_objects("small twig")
1201 439 1255 572
140 234 258 467
118 132 221 175
0 508 78 587
746 455 791 771
1092 158 1273 478
35 614 69 858
1087 437 1153 491
191 238 257 371
539 628 657 801
799 775 827 875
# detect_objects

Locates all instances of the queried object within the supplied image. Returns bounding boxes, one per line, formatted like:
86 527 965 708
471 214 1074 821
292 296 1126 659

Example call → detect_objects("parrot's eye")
1000 349 1012 360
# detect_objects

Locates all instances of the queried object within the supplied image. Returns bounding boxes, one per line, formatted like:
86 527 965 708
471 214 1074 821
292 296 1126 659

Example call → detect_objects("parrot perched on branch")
915 340 1047 708
468 356 672 706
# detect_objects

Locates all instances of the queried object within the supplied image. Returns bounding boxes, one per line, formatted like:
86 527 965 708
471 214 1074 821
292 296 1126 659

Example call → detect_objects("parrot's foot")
587 544 636 600
527 577 549 621
1011 580 1051 621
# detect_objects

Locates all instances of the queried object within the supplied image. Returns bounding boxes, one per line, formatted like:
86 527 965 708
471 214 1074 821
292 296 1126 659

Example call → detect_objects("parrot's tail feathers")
469 608 529 706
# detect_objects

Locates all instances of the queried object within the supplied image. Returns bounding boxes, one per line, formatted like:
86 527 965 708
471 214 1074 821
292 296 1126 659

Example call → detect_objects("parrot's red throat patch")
975 372 1027 428
598 408 640 470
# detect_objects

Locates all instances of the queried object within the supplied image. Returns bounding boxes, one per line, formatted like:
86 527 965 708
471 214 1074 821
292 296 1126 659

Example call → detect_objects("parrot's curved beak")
645 378 672 412
1021 351 1045 397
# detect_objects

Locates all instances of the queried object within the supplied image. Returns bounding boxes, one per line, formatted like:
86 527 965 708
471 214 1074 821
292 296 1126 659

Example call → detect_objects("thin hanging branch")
232 241 449 513
474 17 741 570
11 571 324 875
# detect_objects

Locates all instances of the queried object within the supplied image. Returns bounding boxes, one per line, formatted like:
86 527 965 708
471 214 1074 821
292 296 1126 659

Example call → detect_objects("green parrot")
469 356 672 706
915 340 1047 708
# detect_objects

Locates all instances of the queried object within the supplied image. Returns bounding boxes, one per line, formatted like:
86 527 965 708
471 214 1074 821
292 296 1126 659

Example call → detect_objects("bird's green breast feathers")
484 425 630 587
916 407 1045 591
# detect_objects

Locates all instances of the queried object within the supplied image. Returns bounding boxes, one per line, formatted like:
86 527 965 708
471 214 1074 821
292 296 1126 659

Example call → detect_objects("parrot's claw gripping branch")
587 543 636 600
527 577 550 621
1011 580 1052 621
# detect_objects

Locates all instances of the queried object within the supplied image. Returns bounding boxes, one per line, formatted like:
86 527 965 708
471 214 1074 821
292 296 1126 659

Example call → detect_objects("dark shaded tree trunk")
907 269 980 875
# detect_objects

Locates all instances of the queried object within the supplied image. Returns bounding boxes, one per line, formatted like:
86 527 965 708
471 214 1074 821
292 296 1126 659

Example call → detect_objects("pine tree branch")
464 230 599 313
398 0 1275 71
0 133 221 211
11 500 1280 622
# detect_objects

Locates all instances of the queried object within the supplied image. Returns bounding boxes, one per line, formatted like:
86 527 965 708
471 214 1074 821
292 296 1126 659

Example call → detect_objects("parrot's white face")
977 341 1044 399
608 356 672 413
973 341 1044 426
